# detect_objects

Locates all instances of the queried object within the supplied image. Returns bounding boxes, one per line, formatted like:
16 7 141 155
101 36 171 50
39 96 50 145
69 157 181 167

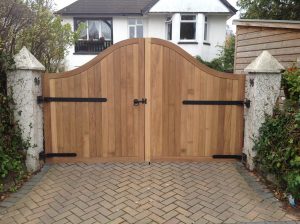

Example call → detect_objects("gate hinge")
244 99 251 108
37 96 46 104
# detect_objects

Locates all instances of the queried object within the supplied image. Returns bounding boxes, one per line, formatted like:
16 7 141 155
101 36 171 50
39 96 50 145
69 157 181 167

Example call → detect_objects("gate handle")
133 98 147 106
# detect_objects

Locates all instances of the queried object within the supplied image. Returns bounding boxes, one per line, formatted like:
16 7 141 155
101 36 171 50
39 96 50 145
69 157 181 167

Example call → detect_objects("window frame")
180 14 197 42
204 16 209 42
128 18 144 38
165 16 172 41
74 17 113 41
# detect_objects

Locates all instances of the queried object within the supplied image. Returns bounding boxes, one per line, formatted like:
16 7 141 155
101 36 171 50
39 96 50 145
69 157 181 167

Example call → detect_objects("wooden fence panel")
43 39 145 162
146 39 245 161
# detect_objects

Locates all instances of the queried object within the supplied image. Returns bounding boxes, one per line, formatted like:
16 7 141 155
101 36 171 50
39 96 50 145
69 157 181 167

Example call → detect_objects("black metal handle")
133 98 147 106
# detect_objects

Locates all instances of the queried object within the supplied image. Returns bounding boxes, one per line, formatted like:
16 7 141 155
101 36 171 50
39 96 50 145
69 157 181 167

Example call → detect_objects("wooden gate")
42 38 245 163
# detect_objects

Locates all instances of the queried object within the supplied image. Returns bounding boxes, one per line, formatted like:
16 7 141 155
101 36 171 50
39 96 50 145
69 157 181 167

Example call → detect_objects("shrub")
254 109 300 199
196 35 235 73
282 67 300 102
0 93 30 191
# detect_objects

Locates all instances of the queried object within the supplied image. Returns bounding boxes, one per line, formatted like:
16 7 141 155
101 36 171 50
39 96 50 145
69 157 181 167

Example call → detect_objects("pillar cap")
14 47 45 71
244 50 284 74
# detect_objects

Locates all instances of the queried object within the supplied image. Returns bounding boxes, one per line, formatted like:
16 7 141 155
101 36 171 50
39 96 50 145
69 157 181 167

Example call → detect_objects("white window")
204 16 208 41
165 16 172 40
75 19 112 41
128 18 143 38
180 15 197 40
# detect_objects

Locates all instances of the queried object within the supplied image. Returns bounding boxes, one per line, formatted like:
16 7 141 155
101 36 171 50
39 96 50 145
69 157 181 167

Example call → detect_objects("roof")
233 19 300 30
56 0 159 16
57 0 236 16
149 0 236 14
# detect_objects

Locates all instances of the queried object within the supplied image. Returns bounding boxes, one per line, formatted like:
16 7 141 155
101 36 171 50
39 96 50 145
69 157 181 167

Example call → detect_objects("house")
57 0 237 70
233 19 300 74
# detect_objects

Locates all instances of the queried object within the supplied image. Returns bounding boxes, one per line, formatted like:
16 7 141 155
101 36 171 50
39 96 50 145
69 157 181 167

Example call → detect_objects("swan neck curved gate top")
43 38 245 163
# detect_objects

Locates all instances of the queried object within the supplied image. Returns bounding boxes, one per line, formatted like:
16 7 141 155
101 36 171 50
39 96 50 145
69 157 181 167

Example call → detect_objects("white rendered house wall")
62 14 228 70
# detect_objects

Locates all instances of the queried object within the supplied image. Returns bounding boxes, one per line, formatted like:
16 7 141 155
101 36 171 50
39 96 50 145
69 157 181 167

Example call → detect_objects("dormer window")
180 15 197 40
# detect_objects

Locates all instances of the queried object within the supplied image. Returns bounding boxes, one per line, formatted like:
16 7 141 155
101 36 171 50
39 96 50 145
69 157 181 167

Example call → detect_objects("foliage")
18 0 82 72
254 108 300 199
0 92 30 190
0 0 81 73
237 0 300 20
196 56 224 72
196 35 235 73
0 0 33 56
282 67 300 103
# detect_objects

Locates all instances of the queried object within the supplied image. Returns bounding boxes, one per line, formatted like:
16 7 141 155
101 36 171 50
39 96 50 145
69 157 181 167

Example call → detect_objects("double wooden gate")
42 38 245 163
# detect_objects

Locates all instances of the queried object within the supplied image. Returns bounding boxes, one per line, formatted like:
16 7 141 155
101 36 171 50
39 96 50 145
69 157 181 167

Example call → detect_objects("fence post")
7 47 45 172
243 51 284 171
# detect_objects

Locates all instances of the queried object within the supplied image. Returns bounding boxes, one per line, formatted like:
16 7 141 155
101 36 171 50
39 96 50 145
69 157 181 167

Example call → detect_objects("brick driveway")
0 162 299 224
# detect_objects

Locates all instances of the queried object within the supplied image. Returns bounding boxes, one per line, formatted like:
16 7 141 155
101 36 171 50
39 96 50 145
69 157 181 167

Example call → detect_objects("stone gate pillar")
243 51 284 170
7 47 45 172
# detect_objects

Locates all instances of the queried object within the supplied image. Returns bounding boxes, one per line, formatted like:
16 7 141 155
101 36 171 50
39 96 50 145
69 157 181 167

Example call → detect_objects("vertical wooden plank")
138 38 145 161
74 74 83 157
87 67 96 157
61 78 71 152
150 44 163 158
223 79 233 154
107 53 116 157
230 80 239 154
144 38 151 162
113 49 122 157
101 58 109 158
167 49 176 157
198 70 207 157
81 72 90 158
192 69 201 156
95 62 103 158
43 74 52 154
49 79 58 153
120 46 128 157
54 79 64 153
174 53 183 157
162 46 170 157
126 45 135 156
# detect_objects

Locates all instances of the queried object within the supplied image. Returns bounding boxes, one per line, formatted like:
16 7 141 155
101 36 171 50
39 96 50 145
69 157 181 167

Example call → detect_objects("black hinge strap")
183 99 251 108
37 96 107 104
39 152 77 159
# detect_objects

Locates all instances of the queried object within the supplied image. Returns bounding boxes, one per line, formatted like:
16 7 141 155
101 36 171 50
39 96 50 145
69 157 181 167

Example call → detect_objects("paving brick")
0 162 299 224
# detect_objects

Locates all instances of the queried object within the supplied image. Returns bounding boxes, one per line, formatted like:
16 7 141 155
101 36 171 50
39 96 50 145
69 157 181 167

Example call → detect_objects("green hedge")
254 67 300 200
0 93 30 192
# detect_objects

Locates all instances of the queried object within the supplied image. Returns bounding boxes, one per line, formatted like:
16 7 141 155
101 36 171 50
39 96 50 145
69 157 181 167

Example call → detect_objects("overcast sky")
54 0 239 31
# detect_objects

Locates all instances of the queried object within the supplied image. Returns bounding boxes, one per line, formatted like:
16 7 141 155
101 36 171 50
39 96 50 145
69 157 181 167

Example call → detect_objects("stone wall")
7 47 45 172
243 51 284 170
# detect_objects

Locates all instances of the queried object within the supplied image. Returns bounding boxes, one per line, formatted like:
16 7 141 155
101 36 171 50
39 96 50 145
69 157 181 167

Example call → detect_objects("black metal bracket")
213 155 242 159
244 99 251 108
183 99 251 108
39 152 77 159
133 98 147 106
37 96 107 104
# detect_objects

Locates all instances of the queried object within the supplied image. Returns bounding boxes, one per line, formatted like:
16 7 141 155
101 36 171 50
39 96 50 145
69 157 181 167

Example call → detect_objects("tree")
18 0 81 72
237 0 300 20
219 35 235 73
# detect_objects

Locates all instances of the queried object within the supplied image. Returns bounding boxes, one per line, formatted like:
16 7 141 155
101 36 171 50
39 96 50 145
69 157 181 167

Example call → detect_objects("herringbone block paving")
0 162 299 223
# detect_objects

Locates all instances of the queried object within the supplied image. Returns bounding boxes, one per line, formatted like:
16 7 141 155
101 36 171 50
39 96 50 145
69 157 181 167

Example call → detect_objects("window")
165 16 172 40
128 18 143 38
180 15 196 40
75 18 112 41
74 18 113 54
204 16 208 41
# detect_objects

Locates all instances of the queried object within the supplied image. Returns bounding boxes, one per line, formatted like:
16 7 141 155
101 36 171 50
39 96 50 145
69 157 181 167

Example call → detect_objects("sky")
54 0 239 31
